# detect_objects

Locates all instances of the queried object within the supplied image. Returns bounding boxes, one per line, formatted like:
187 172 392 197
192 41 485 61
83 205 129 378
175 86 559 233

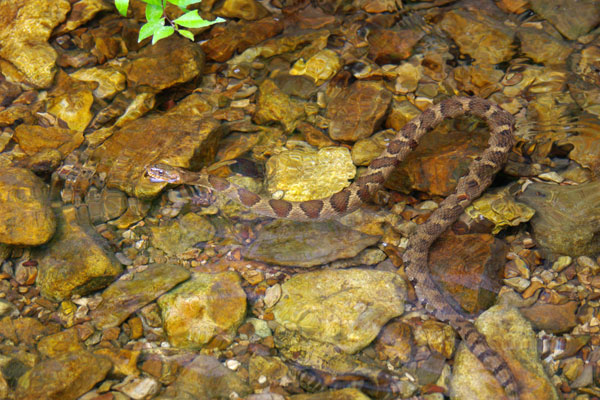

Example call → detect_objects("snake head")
145 163 183 184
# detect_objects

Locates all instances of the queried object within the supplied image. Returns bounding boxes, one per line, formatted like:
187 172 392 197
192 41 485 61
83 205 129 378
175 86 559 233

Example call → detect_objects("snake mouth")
145 164 181 183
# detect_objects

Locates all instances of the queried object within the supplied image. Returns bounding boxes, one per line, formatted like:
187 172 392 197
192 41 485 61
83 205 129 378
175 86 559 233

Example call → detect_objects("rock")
248 355 289 388
290 388 371 400
290 49 341 85
0 0 71 87
46 71 95 132
213 0 270 20
94 348 140 377
384 117 494 196
113 376 159 399
374 321 414 365
465 189 535 235
123 35 205 91
519 301 578 334
34 206 122 301
326 80 391 142
157 272 247 348
451 305 559 400
0 316 55 346
412 319 456 360
429 231 507 315
244 220 380 268
88 94 222 199
15 351 112 400
13 125 84 158
150 212 216 257
439 9 515 65
54 0 112 35
90 263 190 330
201 17 283 62
367 28 424 65
253 79 306 133
156 354 251 399
70 65 127 99
0 167 56 246
273 268 406 354
518 181 600 256
529 0 600 40
517 26 573 65
37 329 84 358
266 147 356 201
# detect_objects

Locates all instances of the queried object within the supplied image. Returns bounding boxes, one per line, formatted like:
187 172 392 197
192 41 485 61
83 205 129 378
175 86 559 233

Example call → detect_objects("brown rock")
429 231 507 315
202 17 283 62
123 35 205 91
15 351 112 400
253 79 305 133
375 321 414 365
213 0 270 20
529 0 600 40
0 0 71 87
367 29 424 65
0 167 56 246
327 81 391 141
13 125 84 157
94 348 140 377
37 328 84 358
519 301 578 334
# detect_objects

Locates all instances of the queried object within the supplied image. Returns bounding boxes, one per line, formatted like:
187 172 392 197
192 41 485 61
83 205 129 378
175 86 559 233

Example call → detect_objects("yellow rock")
290 49 341 85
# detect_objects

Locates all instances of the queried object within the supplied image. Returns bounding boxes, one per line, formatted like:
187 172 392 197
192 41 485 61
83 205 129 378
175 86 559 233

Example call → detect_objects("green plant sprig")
115 0 225 44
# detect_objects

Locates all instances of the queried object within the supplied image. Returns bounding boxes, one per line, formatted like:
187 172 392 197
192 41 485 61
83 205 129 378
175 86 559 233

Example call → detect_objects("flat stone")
327 80 391 142
90 263 190 330
156 354 251 399
290 388 371 400
213 0 269 20
150 212 216 257
13 125 83 157
15 351 112 400
367 28 424 65
244 220 380 268
34 206 122 301
519 301 578 334
518 181 600 256
158 272 246 349
37 328 84 358
0 0 71 87
253 79 305 133
273 268 406 354
452 305 559 400
529 0 600 40
0 167 56 246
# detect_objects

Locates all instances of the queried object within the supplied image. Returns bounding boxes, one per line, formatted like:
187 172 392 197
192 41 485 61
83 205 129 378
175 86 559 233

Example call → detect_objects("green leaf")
145 3 163 22
115 0 129 16
140 0 163 6
178 29 195 41
167 0 203 9
173 10 224 28
152 26 175 44
138 19 165 42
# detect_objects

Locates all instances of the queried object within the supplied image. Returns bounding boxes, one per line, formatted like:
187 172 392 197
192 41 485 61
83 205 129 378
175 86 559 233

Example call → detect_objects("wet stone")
0 167 56 246
273 268 406 354
452 305 559 400
440 9 515 65
244 220 380 268
156 354 251 399
0 0 71 88
15 350 112 400
13 125 84 158
157 271 247 349
289 49 341 85
518 26 573 65
37 328 84 358
90 263 190 330
201 17 283 62
327 80 392 142
519 300 578 334
213 0 270 20
89 94 222 199
429 231 507 315
54 0 113 35
465 189 535 234
529 0 600 40
93 348 140 377
46 72 95 132
150 212 216 257
34 206 122 301
518 181 600 256
290 388 371 400
123 35 205 91
253 79 306 133
70 65 127 99
367 28 424 65
266 147 356 202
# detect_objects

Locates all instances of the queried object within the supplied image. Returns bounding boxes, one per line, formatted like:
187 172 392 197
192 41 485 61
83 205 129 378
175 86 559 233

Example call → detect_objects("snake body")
146 96 518 399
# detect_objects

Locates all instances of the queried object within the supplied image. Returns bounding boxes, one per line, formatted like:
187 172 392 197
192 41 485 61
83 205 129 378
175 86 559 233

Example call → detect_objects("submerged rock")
158 271 246 348
90 263 190 330
273 268 406 354
0 167 56 246
451 305 559 400
34 206 122 301
244 220 380 268
150 212 216 257
518 181 600 256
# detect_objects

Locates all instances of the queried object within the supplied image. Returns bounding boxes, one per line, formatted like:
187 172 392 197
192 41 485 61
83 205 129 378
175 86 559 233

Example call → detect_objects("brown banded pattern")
144 96 518 399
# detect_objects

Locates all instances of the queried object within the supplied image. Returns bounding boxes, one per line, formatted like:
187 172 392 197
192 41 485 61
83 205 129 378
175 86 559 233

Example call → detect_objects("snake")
145 96 519 399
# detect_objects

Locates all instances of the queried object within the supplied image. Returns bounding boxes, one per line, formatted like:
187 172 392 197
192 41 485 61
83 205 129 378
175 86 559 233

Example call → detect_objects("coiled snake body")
146 96 518 399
